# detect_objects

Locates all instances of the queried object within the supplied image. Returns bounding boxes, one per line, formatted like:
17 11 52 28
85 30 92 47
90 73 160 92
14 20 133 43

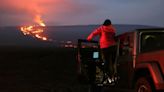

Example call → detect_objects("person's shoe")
102 73 108 84
114 76 120 82
103 78 108 84
107 77 112 83
103 77 115 86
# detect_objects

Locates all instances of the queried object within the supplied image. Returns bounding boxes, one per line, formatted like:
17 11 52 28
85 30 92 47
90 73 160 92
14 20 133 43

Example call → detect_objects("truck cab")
117 28 164 92
77 28 164 92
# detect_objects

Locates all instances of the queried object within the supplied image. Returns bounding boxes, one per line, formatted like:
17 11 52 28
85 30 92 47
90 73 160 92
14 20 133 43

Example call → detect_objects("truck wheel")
135 77 155 92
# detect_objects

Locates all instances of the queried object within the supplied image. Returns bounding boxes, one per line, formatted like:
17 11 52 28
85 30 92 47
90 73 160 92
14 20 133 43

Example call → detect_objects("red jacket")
87 25 116 48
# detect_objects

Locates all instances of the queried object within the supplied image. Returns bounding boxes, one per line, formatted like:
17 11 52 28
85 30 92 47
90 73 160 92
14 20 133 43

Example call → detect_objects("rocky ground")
0 47 90 92
0 47 131 92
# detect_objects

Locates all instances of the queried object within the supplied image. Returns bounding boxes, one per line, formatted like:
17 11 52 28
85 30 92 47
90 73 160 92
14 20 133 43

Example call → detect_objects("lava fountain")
20 15 48 41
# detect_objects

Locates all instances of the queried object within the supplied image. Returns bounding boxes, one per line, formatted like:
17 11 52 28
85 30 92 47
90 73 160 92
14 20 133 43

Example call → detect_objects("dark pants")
101 45 117 77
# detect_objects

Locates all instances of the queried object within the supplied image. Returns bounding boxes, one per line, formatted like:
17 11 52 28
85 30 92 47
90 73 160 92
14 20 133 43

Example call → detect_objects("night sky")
0 0 164 27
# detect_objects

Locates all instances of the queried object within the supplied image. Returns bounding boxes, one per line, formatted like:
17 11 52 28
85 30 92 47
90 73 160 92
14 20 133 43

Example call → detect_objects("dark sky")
0 0 164 27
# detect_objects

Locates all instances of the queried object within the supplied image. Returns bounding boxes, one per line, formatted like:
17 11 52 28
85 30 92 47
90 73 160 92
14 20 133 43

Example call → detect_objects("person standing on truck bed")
87 19 117 84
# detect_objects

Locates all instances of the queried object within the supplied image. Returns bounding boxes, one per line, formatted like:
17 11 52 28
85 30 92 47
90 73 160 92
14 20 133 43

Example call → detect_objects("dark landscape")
0 25 158 92
0 47 83 92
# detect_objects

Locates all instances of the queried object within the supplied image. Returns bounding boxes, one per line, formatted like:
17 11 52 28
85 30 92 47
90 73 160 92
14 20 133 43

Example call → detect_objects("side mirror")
121 37 132 55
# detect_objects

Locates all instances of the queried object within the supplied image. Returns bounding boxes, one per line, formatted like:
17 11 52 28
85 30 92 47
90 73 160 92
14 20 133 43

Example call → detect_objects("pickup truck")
77 28 164 92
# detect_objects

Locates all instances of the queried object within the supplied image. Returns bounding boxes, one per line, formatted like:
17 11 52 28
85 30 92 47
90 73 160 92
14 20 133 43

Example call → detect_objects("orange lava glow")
20 15 48 41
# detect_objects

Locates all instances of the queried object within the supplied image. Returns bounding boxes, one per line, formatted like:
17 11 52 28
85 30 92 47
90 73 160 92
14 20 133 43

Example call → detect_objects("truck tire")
135 77 155 92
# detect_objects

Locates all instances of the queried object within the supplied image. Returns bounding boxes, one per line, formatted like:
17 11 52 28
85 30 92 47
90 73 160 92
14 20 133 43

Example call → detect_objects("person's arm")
87 26 102 41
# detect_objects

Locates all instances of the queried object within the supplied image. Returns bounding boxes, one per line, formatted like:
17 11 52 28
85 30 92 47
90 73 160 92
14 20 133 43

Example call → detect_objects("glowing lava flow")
20 15 48 41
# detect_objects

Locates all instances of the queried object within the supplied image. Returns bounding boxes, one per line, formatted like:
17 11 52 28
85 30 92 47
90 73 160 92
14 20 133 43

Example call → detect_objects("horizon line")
0 24 161 27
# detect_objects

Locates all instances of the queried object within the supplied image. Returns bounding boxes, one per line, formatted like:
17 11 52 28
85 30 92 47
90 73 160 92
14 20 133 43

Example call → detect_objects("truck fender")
135 62 164 90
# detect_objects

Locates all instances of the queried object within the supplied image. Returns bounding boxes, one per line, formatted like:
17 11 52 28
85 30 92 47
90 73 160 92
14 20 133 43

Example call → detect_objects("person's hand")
87 36 92 41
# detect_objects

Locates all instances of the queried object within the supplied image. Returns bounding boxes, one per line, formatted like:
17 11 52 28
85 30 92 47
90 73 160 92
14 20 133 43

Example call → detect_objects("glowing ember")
20 15 48 41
